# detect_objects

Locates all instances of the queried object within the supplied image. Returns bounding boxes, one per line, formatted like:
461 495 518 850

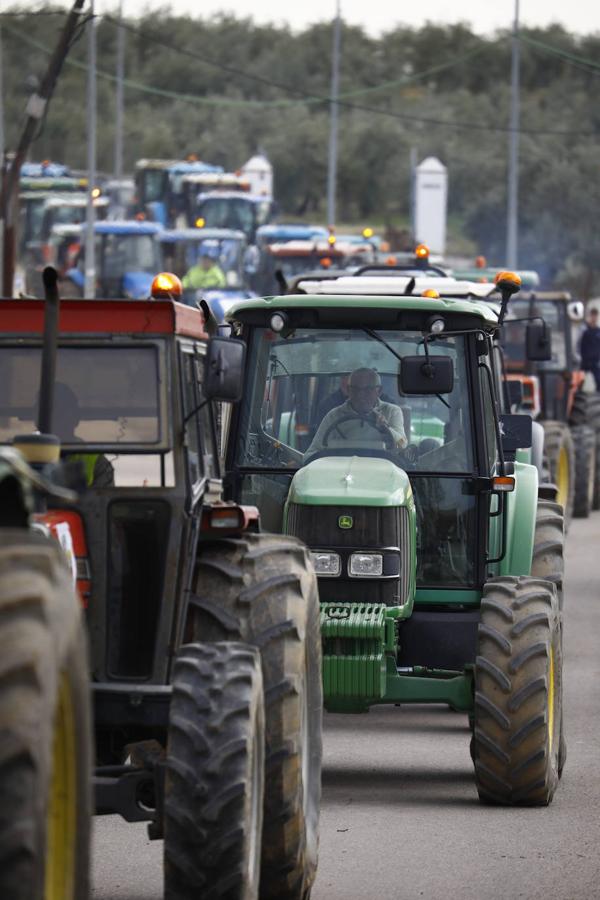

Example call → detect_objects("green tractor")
222 272 566 805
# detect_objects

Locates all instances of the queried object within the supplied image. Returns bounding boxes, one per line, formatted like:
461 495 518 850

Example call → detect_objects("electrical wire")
4 20 600 136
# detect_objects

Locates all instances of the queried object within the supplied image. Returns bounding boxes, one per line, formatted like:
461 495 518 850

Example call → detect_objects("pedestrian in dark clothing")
580 308 600 391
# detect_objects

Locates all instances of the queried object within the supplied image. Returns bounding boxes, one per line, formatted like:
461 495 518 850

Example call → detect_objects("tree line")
3 6 600 293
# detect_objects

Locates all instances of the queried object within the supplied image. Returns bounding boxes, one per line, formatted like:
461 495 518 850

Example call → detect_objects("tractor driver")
182 242 226 291
53 383 115 488
307 367 407 455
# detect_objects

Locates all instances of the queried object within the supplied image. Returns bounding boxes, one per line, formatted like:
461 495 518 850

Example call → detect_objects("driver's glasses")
349 385 378 395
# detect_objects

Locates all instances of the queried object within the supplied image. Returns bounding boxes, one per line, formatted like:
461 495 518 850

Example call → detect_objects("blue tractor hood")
123 271 154 299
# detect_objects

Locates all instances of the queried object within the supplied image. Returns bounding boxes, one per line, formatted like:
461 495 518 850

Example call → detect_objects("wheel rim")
556 446 570 511
548 646 556 758
45 673 77 900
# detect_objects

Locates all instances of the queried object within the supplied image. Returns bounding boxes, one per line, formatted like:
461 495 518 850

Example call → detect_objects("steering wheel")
322 413 397 450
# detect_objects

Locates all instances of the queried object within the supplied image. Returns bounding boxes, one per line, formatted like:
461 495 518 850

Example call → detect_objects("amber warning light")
151 272 183 299
415 243 429 259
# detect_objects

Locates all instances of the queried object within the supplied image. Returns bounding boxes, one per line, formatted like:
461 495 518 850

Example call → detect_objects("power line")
5 20 600 137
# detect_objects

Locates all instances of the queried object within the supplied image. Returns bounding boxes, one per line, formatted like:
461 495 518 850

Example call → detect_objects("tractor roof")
0 299 207 339
93 220 162 235
227 292 500 325
295 275 496 298
158 227 246 242
135 158 223 175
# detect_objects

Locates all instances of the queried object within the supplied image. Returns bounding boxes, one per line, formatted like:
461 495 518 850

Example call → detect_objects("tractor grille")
286 503 412 606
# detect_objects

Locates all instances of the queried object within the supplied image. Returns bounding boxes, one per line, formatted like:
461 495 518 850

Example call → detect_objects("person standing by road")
580 307 600 391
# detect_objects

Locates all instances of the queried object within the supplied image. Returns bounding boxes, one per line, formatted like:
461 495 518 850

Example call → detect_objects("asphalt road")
92 513 600 900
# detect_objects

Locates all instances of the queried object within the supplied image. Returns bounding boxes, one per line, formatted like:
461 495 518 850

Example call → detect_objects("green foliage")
3 7 600 290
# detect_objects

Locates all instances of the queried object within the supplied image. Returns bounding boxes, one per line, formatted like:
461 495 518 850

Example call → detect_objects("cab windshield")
196 198 259 236
503 299 571 370
236 327 474 472
78 234 159 276
234 326 480 588
0 345 162 446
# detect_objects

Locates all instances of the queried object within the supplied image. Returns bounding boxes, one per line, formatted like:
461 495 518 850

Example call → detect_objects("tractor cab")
63 221 162 299
224 278 567 806
158 227 257 320
134 158 224 227
194 190 275 243
499 291 599 520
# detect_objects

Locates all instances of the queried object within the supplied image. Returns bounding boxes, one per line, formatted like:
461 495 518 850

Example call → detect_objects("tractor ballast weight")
224 273 566 805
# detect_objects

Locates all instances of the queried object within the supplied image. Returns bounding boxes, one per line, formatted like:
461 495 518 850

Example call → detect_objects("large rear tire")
190 534 322 900
530 499 564 608
0 530 91 900
569 390 600 509
542 421 575 527
164 642 265 900
571 424 595 518
473 576 563 806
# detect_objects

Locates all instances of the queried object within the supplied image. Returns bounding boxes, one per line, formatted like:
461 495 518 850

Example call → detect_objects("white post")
506 0 520 269
84 1 97 299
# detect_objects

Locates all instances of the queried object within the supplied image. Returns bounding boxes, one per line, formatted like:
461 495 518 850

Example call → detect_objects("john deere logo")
338 515 353 529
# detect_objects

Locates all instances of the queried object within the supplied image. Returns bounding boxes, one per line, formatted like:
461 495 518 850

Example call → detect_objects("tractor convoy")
0 228 588 895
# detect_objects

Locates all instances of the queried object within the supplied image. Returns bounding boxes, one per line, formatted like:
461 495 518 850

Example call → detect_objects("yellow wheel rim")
45 673 77 900
556 446 569 511
548 646 556 758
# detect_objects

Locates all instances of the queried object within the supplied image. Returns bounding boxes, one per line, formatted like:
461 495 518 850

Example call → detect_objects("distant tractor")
502 291 600 521
61 221 161 299
134 158 223 227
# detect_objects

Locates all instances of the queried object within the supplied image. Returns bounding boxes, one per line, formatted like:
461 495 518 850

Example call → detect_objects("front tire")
571 424 595 518
164 642 265 900
473 576 563 806
569 390 600 509
191 534 322 900
0 530 92 900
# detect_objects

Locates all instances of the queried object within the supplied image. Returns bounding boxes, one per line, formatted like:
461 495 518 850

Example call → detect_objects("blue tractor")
158 227 257 321
134 159 224 228
62 221 162 299
193 191 275 243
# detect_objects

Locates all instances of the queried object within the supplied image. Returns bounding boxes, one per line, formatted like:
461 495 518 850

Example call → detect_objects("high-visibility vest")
69 453 98 487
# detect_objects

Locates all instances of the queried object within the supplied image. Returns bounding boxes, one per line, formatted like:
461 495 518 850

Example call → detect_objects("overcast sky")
90 0 600 36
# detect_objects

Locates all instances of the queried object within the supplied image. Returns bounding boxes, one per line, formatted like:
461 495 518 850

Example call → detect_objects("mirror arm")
183 397 210 428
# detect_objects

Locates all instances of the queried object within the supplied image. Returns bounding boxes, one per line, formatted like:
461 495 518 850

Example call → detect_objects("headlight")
310 551 341 577
349 552 383 577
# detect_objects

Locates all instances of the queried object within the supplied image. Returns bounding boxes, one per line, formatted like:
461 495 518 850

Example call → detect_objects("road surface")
92 513 600 899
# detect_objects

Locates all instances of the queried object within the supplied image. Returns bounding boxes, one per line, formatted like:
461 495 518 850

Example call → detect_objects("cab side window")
480 365 498 472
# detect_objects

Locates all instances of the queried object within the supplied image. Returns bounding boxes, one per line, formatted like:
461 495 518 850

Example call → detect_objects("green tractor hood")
285 455 414 509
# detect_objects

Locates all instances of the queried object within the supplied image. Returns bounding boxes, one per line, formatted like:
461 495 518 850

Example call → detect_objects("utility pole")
326 0 341 229
506 0 520 269
114 0 125 179
0 24 5 282
84 0 97 299
0 0 86 297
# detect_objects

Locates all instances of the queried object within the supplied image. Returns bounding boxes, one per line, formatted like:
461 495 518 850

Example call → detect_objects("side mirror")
204 337 246 402
400 356 454 394
500 413 532 455
567 300 584 322
526 321 552 361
